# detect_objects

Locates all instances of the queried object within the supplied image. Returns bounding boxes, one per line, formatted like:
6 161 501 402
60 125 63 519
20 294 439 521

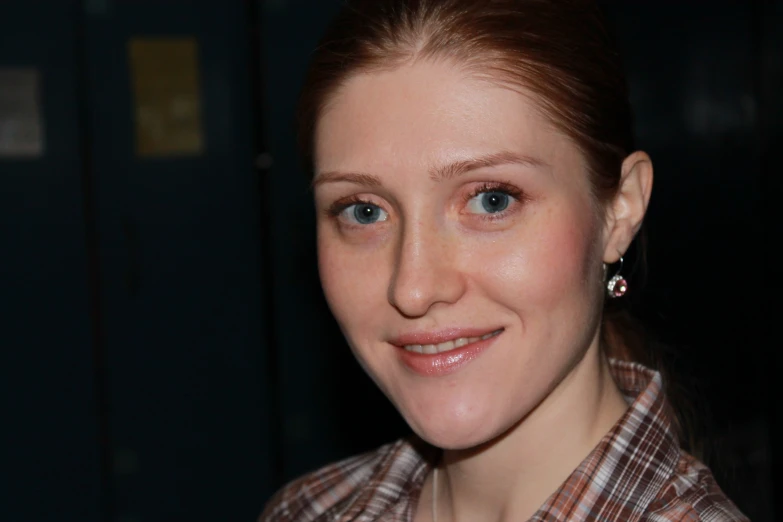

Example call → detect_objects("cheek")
317 227 398 397
317 226 387 332
317 229 352 319
483 204 601 311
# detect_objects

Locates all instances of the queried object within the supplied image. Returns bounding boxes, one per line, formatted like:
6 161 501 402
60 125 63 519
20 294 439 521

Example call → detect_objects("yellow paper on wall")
128 37 204 157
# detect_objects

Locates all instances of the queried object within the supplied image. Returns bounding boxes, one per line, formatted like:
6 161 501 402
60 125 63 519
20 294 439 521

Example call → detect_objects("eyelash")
326 195 376 218
325 181 526 220
463 181 524 205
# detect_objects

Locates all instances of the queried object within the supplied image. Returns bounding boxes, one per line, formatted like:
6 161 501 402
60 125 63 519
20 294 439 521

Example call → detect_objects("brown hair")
298 0 697 452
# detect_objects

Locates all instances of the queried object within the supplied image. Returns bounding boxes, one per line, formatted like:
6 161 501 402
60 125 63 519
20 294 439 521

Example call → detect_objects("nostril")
388 264 467 319
388 229 467 317
388 281 434 319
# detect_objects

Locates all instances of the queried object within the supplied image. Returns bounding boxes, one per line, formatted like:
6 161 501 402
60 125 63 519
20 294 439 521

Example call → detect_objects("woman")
262 0 747 520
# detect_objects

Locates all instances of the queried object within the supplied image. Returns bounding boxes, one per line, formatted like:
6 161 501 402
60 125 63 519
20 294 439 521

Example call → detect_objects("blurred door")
0 2 102 521
83 1 272 520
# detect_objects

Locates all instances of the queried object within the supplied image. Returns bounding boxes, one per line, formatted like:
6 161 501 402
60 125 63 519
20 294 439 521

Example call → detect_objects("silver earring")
606 257 628 298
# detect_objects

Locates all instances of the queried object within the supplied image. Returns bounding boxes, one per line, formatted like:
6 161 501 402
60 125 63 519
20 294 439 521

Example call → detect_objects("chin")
403 406 510 451
417 423 506 451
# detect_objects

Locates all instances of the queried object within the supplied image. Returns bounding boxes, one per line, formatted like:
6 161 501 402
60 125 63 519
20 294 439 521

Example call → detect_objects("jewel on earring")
606 256 628 298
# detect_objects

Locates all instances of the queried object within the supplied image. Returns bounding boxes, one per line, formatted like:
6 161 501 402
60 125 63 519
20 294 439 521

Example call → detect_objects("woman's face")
313 60 610 449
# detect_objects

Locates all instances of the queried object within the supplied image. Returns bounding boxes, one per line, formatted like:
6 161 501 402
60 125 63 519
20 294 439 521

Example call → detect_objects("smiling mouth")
403 329 503 354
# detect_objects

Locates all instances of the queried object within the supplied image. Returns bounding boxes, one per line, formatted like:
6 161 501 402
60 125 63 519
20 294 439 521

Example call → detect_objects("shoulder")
258 445 389 522
259 437 432 522
641 451 748 522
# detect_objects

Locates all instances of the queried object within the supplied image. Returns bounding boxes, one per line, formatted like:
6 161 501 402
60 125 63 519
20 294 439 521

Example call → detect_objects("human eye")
327 196 389 225
464 182 524 216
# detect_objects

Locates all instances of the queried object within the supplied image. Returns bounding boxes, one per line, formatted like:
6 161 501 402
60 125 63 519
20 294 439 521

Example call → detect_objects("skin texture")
313 60 653 521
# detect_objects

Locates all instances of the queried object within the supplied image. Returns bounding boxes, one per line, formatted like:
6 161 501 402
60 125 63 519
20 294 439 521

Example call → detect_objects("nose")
387 220 466 318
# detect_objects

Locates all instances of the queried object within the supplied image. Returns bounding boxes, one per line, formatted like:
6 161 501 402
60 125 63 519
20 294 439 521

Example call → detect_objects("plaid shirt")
261 360 747 521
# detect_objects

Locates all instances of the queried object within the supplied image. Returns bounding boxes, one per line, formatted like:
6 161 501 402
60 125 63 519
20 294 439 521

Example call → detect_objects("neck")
436 343 628 521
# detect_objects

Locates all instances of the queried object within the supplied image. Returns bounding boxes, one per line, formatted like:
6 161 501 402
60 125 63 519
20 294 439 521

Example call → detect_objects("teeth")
437 340 455 353
403 329 501 354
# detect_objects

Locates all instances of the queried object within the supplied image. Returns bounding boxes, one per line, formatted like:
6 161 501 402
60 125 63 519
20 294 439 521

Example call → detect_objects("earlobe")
603 151 654 263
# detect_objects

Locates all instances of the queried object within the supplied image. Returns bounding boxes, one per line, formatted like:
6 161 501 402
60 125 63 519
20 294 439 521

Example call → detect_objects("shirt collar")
531 359 681 521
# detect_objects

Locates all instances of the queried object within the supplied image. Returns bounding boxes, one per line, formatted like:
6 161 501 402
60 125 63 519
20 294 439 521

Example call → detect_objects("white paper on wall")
0 68 44 158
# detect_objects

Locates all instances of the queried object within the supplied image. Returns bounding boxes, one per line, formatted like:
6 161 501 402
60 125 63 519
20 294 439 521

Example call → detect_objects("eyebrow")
429 150 549 182
311 150 549 188
311 171 382 188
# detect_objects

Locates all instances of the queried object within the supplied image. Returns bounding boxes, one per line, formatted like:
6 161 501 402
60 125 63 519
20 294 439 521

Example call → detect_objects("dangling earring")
606 256 628 298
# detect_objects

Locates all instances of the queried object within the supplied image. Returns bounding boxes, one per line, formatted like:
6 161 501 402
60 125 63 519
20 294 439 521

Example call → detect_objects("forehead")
314 59 585 179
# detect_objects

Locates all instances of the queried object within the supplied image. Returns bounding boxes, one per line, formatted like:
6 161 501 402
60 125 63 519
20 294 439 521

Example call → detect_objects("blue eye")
344 203 388 224
466 191 511 214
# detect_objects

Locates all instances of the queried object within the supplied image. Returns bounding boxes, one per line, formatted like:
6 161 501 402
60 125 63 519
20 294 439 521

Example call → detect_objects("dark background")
0 1 778 521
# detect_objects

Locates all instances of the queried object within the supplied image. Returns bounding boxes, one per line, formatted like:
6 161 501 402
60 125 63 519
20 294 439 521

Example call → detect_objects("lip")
391 327 504 377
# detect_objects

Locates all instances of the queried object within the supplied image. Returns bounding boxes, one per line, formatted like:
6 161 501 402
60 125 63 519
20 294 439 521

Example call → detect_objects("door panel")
83 2 272 519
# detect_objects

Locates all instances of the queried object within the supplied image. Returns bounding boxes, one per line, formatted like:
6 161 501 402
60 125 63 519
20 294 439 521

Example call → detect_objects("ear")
603 151 653 263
